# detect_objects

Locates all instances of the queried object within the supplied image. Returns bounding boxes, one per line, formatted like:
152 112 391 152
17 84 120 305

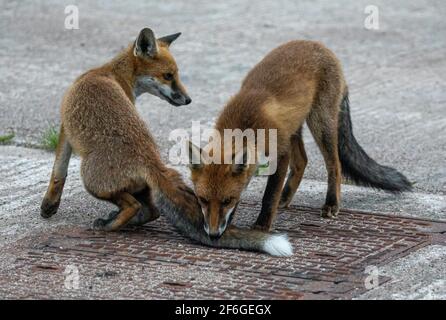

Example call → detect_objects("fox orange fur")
188 40 412 238
40 28 293 257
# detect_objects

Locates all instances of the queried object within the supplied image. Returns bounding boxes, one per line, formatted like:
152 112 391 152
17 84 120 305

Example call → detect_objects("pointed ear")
232 147 250 175
187 140 204 170
158 32 181 47
134 28 158 58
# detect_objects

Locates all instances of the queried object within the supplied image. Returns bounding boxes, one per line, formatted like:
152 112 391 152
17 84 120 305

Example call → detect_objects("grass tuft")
41 126 59 151
255 162 270 176
0 133 15 144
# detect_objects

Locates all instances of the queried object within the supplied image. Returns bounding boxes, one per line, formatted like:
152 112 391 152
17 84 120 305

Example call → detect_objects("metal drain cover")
0 202 445 299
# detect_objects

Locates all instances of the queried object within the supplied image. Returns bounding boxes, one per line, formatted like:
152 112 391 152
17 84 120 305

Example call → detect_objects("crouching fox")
40 28 292 257
188 40 412 239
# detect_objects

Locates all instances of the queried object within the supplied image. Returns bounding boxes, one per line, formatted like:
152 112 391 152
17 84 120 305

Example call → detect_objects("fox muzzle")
203 206 235 239
134 75 191 106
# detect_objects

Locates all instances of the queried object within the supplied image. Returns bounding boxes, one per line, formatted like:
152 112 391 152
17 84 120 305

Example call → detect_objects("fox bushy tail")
153 189 293 257
338 93 412 192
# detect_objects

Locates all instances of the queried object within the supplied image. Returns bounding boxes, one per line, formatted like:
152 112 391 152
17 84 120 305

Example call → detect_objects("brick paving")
0 202 445 299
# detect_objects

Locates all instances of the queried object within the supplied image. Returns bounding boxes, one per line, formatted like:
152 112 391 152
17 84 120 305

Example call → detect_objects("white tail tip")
263 234 293 257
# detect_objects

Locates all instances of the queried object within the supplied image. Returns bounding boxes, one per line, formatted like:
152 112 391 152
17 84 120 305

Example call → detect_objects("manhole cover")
0 202 445 299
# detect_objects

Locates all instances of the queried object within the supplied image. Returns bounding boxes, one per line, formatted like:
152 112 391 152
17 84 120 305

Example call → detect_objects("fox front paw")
40 199 60 218
279 195 292 209
278 186 293 209
321 204 339 219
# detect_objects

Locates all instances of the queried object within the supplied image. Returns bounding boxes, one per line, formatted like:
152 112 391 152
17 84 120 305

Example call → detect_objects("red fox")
188 40 412 238
40 28 292 257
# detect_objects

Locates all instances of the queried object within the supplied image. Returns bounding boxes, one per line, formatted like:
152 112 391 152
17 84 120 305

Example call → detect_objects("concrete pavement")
1 0 445 193
0 0 445 299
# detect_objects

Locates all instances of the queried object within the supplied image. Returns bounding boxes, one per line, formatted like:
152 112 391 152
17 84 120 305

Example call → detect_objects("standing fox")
40 28 292 257
188 40 412 238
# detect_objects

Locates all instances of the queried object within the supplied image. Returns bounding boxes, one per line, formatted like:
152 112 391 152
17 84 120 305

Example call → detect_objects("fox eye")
163 73 174 81
199 197 209 205
221 198 232 206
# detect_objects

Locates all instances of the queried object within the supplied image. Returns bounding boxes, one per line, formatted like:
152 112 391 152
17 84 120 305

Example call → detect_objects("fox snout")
168 77 191 106
202 205 236 239
204 219 227 240
135 75 191 107
170 90 192 106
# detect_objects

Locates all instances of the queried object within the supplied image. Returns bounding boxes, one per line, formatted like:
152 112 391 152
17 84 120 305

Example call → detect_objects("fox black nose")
209 233 222 241
185 96 192 105
171 92 181 100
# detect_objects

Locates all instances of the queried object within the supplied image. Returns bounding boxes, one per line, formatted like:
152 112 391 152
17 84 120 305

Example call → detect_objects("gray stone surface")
0 0 445 300
358 245 446 300
0 146 445 299
1 0 445 194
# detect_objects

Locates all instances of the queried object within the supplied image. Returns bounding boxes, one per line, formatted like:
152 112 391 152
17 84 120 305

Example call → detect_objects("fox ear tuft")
134 28 158 58
158 32 181 47
187 140 204 170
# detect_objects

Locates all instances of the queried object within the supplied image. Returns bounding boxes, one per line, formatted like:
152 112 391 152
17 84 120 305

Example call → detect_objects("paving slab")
0 146 445 299
358 245 446 300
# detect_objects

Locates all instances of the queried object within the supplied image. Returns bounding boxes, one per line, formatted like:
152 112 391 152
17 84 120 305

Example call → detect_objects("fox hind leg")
93 192 141 231
279 128 308 208
306 107 342 218
130 187 161 225
106 187 160 226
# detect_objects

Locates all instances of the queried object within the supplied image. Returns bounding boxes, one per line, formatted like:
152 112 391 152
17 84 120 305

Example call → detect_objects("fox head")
133 28 191 106
187 141 256 239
